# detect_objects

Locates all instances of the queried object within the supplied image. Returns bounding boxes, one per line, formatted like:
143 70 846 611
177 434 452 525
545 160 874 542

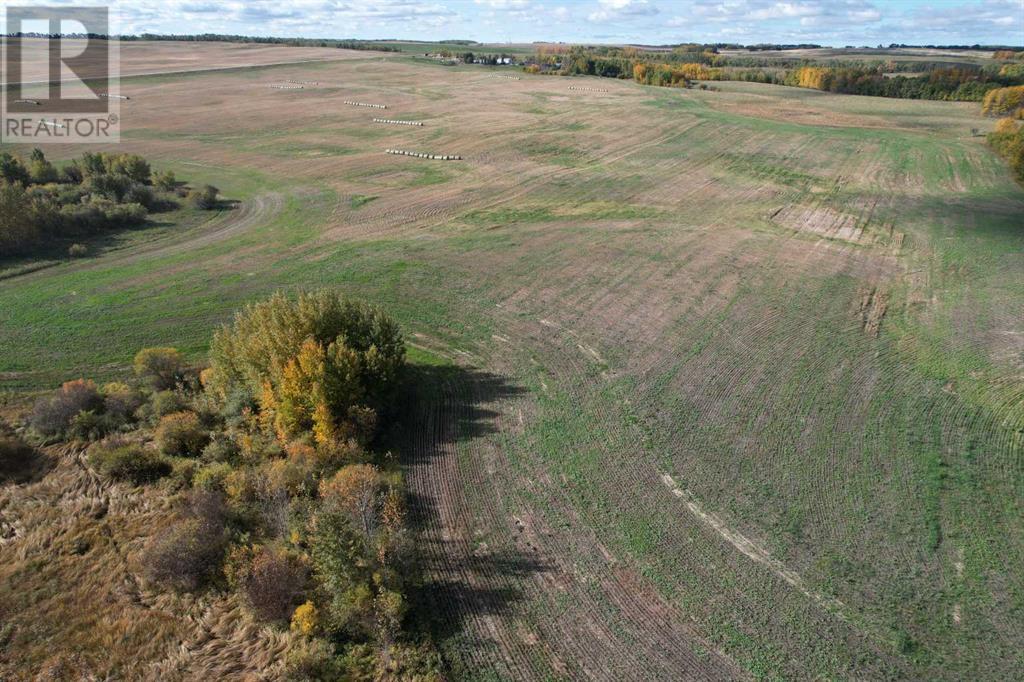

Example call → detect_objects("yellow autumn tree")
208 290 404 446
793 66 833 90
982 85 1024 117
995 117 1020 134
679 63 717 80
320 464 386 539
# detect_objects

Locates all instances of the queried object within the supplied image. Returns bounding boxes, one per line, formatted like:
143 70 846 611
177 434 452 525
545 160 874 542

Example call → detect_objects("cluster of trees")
988 118 1024 182
631 62 693 87
0 149 219 259
982 85 1024 117
431 50 517 65
780 64 1014 100
23 290 438 679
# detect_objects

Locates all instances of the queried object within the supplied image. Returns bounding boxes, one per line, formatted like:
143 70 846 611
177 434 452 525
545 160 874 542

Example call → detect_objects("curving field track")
1 44 1022 679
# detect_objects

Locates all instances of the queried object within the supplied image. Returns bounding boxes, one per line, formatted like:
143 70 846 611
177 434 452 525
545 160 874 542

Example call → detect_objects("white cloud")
588 0 658 23
899 0 1023 37
474 0 530 8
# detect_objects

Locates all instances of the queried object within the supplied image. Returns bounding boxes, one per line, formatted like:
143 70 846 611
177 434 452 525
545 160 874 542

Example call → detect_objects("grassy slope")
1 55 1022 679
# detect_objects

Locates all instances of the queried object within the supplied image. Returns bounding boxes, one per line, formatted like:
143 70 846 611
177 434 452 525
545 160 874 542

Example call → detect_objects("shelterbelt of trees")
988 118 1024 182
525 44 1024 102
4 290 439 679
0 150 219 258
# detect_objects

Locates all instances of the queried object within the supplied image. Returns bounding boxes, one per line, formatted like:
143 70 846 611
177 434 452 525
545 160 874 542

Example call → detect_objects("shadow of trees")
386 363 546 649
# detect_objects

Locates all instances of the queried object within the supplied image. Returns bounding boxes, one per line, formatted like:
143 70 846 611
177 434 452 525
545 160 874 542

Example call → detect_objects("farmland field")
1 42 1023 680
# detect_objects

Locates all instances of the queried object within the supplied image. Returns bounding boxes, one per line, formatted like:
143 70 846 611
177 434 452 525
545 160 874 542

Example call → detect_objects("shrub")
66 410 120 441
124 183 155 209
154 411 209 457
193 461 234 492
105 153 151 184
266 455 317 497
68 243 88 258
101 382 144 423
290 601 319 636
143 490 227 591
30 378 103 437
88 441 171 484
223 466 289 535
357 642 441 681
228 544 309 623
153 169 177 192
0 152 29 185
170 457 199 489
28 149 58 184
147 389 188 420
0 182 39 254
133 347 184 390
187 184 220 210
201 434 241 464
282 638 343 681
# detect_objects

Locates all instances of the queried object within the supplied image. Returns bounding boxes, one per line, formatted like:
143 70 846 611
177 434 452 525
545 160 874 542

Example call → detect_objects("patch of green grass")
350 194 378 209
520 139 584 167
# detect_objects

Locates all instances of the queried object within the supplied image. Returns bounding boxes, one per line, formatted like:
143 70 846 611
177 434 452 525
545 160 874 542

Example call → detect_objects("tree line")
525 45 1024 102
782 65 1010 101
4 32 402 52
0 150 219 259
127 34 402 52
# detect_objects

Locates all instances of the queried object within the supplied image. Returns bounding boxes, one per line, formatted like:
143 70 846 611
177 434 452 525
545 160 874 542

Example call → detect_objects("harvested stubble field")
0 39 369 84
1 42 1023 680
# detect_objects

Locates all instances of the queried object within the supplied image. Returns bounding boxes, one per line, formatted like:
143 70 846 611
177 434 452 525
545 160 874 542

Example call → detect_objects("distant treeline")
527 45 1024 102
607 42 1022 52
782 65 1011 101
3 32 401 52
127 34 402 52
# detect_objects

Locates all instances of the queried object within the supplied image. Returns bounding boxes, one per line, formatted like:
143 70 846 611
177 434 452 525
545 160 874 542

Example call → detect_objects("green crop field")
1 44 1022 680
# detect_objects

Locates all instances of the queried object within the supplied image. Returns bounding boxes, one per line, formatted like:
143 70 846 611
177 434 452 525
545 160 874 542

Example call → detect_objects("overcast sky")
10 0 1024 46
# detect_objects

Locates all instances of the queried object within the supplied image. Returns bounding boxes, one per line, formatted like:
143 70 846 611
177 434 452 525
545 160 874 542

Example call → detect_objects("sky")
6 0 1024 46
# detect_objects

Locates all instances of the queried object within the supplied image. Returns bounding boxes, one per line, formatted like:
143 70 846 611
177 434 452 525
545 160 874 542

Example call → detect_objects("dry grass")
0 444 297 679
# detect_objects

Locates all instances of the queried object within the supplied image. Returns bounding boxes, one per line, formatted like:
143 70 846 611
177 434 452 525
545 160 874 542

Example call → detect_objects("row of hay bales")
385 149 461 161
373 118 423 126
286 80 318 85
345 100 386 109
568 86 608 92
270 84 304 90
492 75 521 80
